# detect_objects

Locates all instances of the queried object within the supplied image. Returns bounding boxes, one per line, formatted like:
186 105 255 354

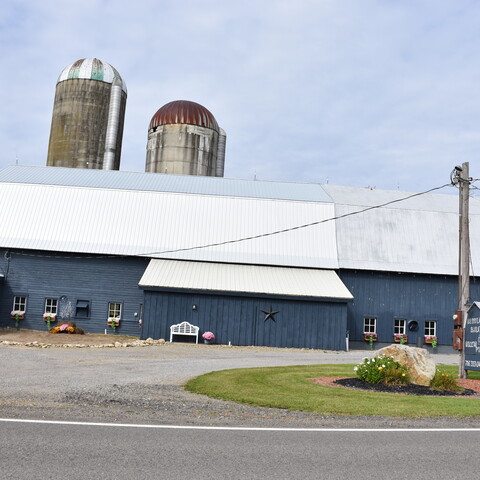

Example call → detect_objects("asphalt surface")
2 421 478 480
2 344 479 480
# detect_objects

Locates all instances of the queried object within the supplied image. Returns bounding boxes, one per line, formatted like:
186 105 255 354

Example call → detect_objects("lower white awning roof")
139 259 353 300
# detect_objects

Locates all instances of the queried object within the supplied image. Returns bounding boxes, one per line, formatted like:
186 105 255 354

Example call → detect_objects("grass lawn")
184 364 480 418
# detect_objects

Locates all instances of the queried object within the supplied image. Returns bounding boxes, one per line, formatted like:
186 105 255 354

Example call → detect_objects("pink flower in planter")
202 331 215 341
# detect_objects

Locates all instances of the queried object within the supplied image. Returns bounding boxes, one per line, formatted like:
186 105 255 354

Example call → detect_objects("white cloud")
1 0 480 192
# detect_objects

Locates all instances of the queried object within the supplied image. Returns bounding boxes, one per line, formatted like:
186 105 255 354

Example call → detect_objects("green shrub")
355 355 409 385
430 369 464 393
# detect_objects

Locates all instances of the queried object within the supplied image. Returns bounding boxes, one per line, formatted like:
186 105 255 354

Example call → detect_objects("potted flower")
425 335 438 350
11 310 25 329
364 332 377 350
394 333 408 344
202 331 215 344
43 312 57 330
363 332 377 342
107 317 120 332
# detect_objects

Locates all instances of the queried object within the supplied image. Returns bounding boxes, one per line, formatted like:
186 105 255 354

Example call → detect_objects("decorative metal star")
261 306 279 322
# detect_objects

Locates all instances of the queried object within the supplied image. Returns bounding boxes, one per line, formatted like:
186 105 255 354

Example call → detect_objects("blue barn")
0 165 477 351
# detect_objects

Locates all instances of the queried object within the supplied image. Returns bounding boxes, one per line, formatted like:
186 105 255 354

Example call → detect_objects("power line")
139 182 453 257
10 182 453 261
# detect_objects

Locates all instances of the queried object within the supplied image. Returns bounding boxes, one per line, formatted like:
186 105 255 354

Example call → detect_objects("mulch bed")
335 377 475 396
311 376 480 397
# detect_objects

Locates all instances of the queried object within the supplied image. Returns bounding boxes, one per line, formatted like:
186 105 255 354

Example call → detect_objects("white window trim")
424 320 437 337
44 298 58 315
363 317 377 334
13 296 27 312
108 302 122 319
394 318 406 335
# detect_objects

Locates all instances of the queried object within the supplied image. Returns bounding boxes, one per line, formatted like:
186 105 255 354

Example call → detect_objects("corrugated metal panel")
340 270 469 346
0 251 147 336
323 184 480 275
139 259 353 299
57 58 127 93
149 100 219 131
323 184 473 213
0 182 338 268
142 290 348 349
0 166 333 203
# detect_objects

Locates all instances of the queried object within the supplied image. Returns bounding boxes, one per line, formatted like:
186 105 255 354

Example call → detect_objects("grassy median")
184 364 480 418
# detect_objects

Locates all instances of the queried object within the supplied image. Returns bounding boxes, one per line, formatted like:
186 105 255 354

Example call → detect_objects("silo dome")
149 100 218 131
146 100 226 177
57 58 127 93
47 58 127 170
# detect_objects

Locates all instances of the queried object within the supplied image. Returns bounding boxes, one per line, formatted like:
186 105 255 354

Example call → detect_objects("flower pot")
203 339 213 344
394 336 408 343
364 334 377 342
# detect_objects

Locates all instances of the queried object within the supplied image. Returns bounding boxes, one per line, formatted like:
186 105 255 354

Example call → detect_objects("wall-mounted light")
192 304 197 310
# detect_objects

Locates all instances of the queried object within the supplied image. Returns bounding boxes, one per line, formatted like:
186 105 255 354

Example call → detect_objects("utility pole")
454 162 471 378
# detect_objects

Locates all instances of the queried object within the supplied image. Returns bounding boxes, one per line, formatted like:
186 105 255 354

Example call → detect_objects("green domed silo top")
57 58 127 94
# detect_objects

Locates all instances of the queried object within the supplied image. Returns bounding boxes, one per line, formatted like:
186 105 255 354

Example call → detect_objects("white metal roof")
0 165 332 203
0 172 338 268
0 165 476 276
139 259 353 300
323 184 480 275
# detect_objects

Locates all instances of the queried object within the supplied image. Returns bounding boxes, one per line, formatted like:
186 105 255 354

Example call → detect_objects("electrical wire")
139 182 454 257
10 182 454 260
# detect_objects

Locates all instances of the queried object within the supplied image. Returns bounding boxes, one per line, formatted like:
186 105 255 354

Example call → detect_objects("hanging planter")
43 313 57 330
11 310 25 329
107 317 120 332
425 336 438 349
364 333 377 350
394 334 408 344
364 333 377 342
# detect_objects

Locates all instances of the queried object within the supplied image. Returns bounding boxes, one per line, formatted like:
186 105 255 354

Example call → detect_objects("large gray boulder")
376 344 436 386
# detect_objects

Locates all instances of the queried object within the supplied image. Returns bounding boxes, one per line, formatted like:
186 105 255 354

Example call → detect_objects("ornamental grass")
430 369 464 394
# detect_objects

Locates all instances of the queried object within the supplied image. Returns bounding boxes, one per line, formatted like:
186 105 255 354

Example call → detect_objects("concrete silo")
146 100 226 176
47 58 127 170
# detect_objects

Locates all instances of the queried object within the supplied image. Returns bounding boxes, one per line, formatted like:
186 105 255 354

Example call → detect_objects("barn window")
394 318 406 335
13 296 27 312
424 321 436 337
108 302 122 319
363 317 376 334
75 299 90 318
44 298 58 315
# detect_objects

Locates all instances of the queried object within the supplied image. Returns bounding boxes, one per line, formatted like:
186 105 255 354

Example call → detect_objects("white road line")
0 418 479 432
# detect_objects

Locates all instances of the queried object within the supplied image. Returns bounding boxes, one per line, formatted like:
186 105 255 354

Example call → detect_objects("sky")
1 0 480 194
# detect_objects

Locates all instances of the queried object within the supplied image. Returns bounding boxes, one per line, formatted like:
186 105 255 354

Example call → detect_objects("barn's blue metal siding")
339 269 480 347
142 290 347 350
0 250 148 336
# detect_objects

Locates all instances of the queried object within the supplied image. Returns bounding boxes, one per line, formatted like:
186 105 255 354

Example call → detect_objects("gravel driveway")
0 342 470 429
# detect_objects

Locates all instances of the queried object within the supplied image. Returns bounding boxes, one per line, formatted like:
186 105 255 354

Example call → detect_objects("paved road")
1 419 478 480
0 345 475 479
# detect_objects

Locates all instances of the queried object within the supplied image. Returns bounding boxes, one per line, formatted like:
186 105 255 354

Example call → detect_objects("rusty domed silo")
146 100 226 176
47 58 127 170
